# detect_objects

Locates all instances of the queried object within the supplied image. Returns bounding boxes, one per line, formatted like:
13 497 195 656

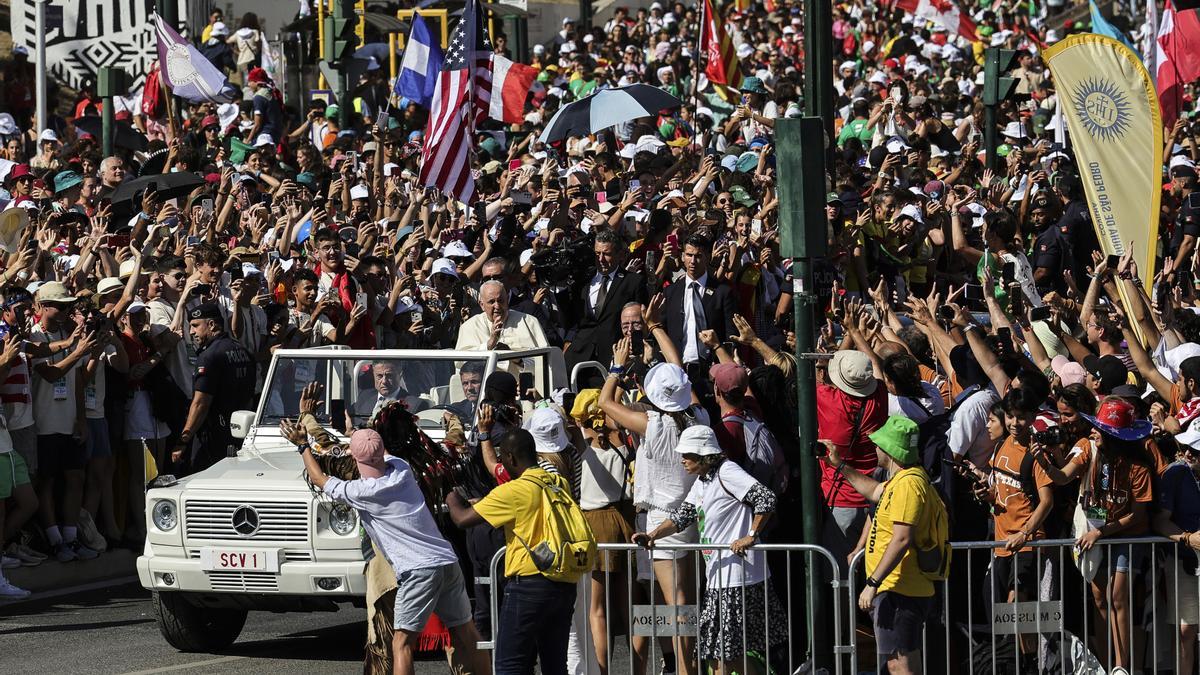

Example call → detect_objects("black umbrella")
538 84 683 144
110 172 206 205
72 116 149 152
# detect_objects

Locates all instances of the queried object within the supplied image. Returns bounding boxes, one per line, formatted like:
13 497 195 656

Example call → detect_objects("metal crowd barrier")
485 542 848 675
847 536 1200 675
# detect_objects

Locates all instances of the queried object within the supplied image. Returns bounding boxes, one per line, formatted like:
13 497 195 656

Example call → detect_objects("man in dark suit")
564 230 648 373
663 233 736 371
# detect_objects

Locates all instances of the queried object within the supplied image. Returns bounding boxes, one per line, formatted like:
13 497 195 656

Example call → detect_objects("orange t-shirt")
1069 441 1154 534
989 437 1053 556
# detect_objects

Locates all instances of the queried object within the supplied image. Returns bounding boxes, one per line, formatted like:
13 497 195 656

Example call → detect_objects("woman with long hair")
569 388 640 675
600 336 706 675
1033 396 1155 674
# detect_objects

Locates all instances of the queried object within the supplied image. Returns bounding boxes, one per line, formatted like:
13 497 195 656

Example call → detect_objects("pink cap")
349 429 386 479
1051 355 1087 388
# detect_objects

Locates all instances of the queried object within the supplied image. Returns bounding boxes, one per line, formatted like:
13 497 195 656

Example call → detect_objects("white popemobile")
138 346 568 651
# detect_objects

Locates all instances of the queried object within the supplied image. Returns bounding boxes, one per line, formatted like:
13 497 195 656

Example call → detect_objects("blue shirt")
324 455 457 574
1158 460 1200 532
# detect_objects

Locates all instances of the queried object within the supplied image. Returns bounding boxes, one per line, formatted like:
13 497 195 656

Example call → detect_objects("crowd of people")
1 0 1200 673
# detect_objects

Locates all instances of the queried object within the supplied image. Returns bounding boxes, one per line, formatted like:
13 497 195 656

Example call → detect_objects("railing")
486 542 847 675
478 535 1200 675
848 536 1195 675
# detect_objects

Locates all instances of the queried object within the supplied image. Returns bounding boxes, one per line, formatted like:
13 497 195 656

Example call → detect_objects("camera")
1032 426 1068 447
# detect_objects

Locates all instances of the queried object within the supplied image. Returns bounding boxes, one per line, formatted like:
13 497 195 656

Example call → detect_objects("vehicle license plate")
200 548 280 572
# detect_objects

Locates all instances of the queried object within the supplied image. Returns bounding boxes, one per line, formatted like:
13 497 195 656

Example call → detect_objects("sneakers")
53 542 77 563
0 580 30 600
69 540 99 561
6 543 46 565
0 555 18 569
76 510 107 553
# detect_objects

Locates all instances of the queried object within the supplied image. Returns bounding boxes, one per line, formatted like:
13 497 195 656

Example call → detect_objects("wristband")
865 576 882 588
296 442 311 454
609 365 625 374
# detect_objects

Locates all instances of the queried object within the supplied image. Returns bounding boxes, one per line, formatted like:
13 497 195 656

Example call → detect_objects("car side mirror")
230 410 256 439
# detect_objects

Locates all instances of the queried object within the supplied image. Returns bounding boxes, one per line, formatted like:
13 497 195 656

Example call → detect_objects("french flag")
488 55 538 124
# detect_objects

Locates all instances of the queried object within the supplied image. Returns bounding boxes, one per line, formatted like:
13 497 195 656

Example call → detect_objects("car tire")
152 591 248 652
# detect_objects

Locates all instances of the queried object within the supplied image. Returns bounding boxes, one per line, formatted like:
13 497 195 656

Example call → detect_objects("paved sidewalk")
6 548 137 597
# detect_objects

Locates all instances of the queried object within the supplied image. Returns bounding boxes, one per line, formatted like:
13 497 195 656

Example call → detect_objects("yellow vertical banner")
1043 34 1162 297
355 0 366 44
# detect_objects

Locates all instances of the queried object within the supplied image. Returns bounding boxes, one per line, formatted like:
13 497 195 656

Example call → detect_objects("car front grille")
207 570 279 592
184 500 309 543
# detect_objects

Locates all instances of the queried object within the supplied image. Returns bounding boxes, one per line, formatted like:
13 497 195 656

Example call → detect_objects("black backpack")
918 385 984 505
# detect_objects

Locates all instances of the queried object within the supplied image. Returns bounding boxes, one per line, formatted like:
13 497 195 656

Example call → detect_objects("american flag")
419 0 493 204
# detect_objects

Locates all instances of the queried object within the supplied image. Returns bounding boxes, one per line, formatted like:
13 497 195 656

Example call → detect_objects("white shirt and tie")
588 271 614 318
682 273 709 364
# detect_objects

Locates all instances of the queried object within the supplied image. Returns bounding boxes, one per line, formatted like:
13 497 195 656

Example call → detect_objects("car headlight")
329 503 357 536
152 500 178 531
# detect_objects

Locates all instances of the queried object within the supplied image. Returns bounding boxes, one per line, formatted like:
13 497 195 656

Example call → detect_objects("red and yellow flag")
701 0 743 88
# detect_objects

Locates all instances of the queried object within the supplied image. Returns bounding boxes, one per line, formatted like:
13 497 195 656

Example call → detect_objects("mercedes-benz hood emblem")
231 505 260 536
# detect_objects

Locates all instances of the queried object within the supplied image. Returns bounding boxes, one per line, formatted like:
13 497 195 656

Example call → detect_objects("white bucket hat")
643 363 692 412
525 408 570 454
674 425 723 456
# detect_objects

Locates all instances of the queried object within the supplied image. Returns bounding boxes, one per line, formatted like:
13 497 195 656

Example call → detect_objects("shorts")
1096 540 1150 579
393 561 473 633
0 451 31 498
991 551 1039 599
583 502 636 573
636 509 697 581
1164 554 1200 626
10 425 36 475
85 418 112 459
871 591 934 658
36 433 87 475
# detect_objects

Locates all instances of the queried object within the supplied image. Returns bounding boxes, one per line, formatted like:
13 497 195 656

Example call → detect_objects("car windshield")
258 354 491 428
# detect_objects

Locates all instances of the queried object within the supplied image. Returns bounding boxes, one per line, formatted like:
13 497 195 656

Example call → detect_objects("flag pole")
692 0 704 118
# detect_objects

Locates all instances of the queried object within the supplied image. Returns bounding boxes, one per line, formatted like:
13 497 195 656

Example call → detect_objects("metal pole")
802 0 834 136
984 101 998 173
34 0 47 135
776 117 830 671
319 0 327 89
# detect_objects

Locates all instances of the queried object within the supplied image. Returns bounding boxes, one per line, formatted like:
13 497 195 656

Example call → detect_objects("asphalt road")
0 581 456 675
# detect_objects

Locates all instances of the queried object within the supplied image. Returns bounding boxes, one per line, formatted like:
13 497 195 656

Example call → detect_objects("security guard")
172 303 254 474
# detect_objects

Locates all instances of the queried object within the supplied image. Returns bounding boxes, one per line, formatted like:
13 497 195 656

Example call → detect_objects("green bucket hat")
869 416 920 466
229 136 253 166
54 170 83 194
728 184 756 207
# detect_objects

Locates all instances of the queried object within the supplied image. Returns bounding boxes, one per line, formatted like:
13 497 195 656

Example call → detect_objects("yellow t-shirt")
474 467 571 579
866 467 937 597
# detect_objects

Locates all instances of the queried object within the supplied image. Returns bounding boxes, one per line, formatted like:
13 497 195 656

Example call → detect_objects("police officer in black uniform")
171 303 255 474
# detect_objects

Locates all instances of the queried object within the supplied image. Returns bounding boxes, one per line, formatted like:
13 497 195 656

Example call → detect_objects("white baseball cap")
349 184 370 201
430 257 459 279
442 241 474 259
39 129 59 144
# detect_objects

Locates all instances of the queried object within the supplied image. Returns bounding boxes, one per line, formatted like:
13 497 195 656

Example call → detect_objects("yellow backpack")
514 473 598 583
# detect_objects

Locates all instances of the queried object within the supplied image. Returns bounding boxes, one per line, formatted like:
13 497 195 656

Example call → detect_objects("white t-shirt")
29 324 82 436
579 443 630 510
888 381 946 422
685 460 768 588
148 298 194 396
948 386 1002 469
84 345 118 419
